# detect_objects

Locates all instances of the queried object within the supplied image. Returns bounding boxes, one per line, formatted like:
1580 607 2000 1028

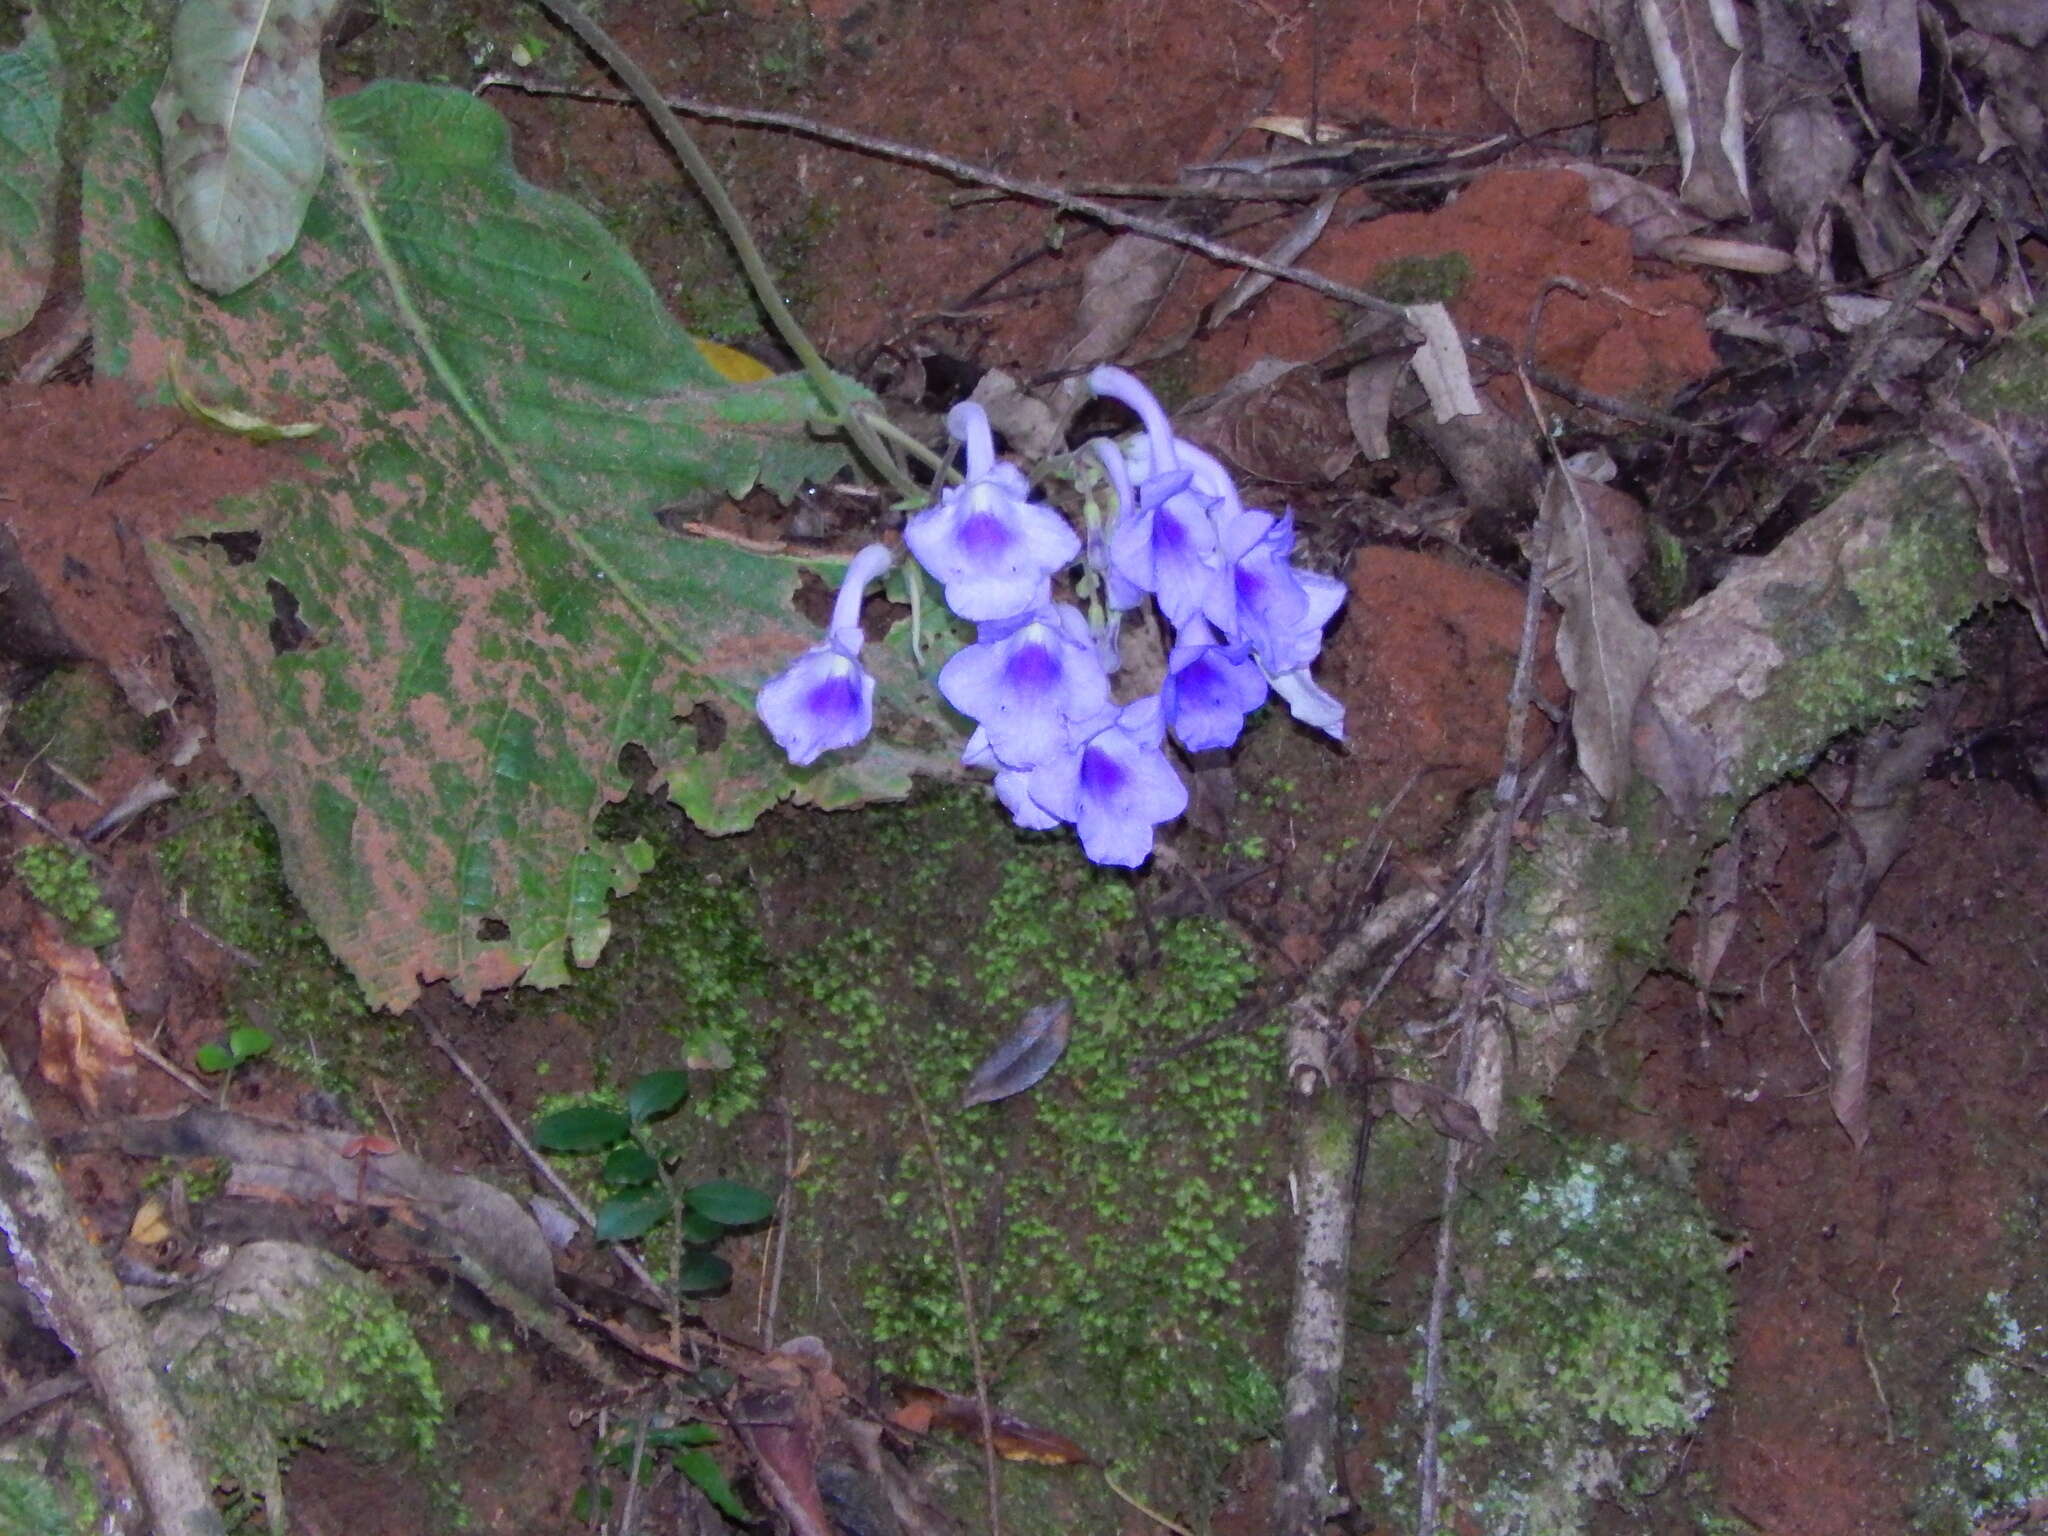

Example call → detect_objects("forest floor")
3 0 2048 1532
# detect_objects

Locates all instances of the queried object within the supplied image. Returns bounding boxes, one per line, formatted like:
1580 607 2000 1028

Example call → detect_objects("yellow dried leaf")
693 337 774 384
129 1195 172 1247
32 914 136 1117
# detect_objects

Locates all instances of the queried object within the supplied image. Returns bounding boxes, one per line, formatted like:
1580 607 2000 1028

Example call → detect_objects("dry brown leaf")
1955 0 2048 46
129 1194 173 1247
889 1384 1091 1465
1189 363 1357 485
1637 0 1752 219
1205 192 1339 330
1344 355 1406 460
1690 838 1743 1015
1820 922 1877 1150
1559 159 1708 256
1405 302 1482 422
1928 410 2048 647
112 1107 559 1301
1547 0 1664 102
1382 1076 1493 1146
1051 233 1183 380
1752 0 1860 236
1541 465 1661 806
1843 0 1923 130
32 913 136 1117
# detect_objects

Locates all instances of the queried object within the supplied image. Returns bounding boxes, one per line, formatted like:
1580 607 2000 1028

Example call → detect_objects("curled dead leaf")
961 999 1072 1108
1540 465 1661 806
32 913 136 1117
889 1384 1091 1465
1820 922 1877 1150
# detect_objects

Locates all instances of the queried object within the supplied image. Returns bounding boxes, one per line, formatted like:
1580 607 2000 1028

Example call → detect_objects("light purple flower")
939 603 1111 771
903 402 1080 623
1162 618 1269 751
1025 695 1189 867
1091 366 1221 627
755 543 894 766
964 727 1064 830
1265 662 1347 741
1206 506 1347 674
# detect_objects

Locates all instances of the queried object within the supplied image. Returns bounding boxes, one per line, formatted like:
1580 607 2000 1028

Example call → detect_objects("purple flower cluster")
755 373 1347 867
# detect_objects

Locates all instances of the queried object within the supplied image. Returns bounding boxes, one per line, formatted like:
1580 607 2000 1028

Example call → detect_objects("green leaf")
626 1069 689 1126
594 1188 670 1242
151 0 341 294
601 1143 660 1188
673 1248 732 1295
226 1024 273 1062
675 1447 749 1522
532 1105 630 1153
676 1207 725 1245
644 1423 719 1450
0 15 63 338
82 83 970 1011
683 1179 775 1229
194 1042 234 1074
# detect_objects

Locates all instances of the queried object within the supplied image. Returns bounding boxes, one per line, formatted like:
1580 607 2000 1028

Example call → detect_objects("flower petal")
1265 663 1346 741
756 642 876 765
938 604 1110 770
1163 621 1269 751
1027 695 1187 867
904 409 1080 623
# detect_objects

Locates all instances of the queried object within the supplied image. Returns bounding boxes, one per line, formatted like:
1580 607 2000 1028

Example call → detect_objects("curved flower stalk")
754 543 895 766
904 402 1080 623
1092 366 1222 627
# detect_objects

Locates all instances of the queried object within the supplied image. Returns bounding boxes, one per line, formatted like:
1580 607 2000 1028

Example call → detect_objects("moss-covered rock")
1376 1137 1732 1533
154 1241 443 1529
1923 1284 2048 1531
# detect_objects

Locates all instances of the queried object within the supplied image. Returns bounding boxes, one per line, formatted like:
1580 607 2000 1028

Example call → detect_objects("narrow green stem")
531 0 925 506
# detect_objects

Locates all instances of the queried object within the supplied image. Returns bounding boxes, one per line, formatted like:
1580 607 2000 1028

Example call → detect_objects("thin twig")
895 1059 1001 1536
1102 1464 1197 1535
760 1105 798 1350
475 72 1696 433
1415 367 1562 1532
1796 190 1982 458
133 1039 210 1100
616 1411 652 1536
521 0 921 506
417 1013 669 1306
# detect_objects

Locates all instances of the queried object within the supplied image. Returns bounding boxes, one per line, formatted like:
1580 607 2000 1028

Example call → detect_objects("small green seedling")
532 1069 775 1294
194 1025 273 1104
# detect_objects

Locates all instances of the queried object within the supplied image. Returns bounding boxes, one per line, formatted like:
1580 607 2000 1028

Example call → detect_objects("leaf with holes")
0 15 63 338
82 83 968 1010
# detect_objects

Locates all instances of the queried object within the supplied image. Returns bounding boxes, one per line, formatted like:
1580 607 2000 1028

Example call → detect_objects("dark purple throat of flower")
806 666 863 724
958 506 1016 559
1079 741 1129 802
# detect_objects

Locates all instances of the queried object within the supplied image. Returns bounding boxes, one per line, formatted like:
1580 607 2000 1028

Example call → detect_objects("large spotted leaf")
0 14 63 337
83 82 966 1010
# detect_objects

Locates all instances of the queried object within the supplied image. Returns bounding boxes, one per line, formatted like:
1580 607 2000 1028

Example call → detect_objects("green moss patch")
760 789 1284 1527
1376 1137 1732 1533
